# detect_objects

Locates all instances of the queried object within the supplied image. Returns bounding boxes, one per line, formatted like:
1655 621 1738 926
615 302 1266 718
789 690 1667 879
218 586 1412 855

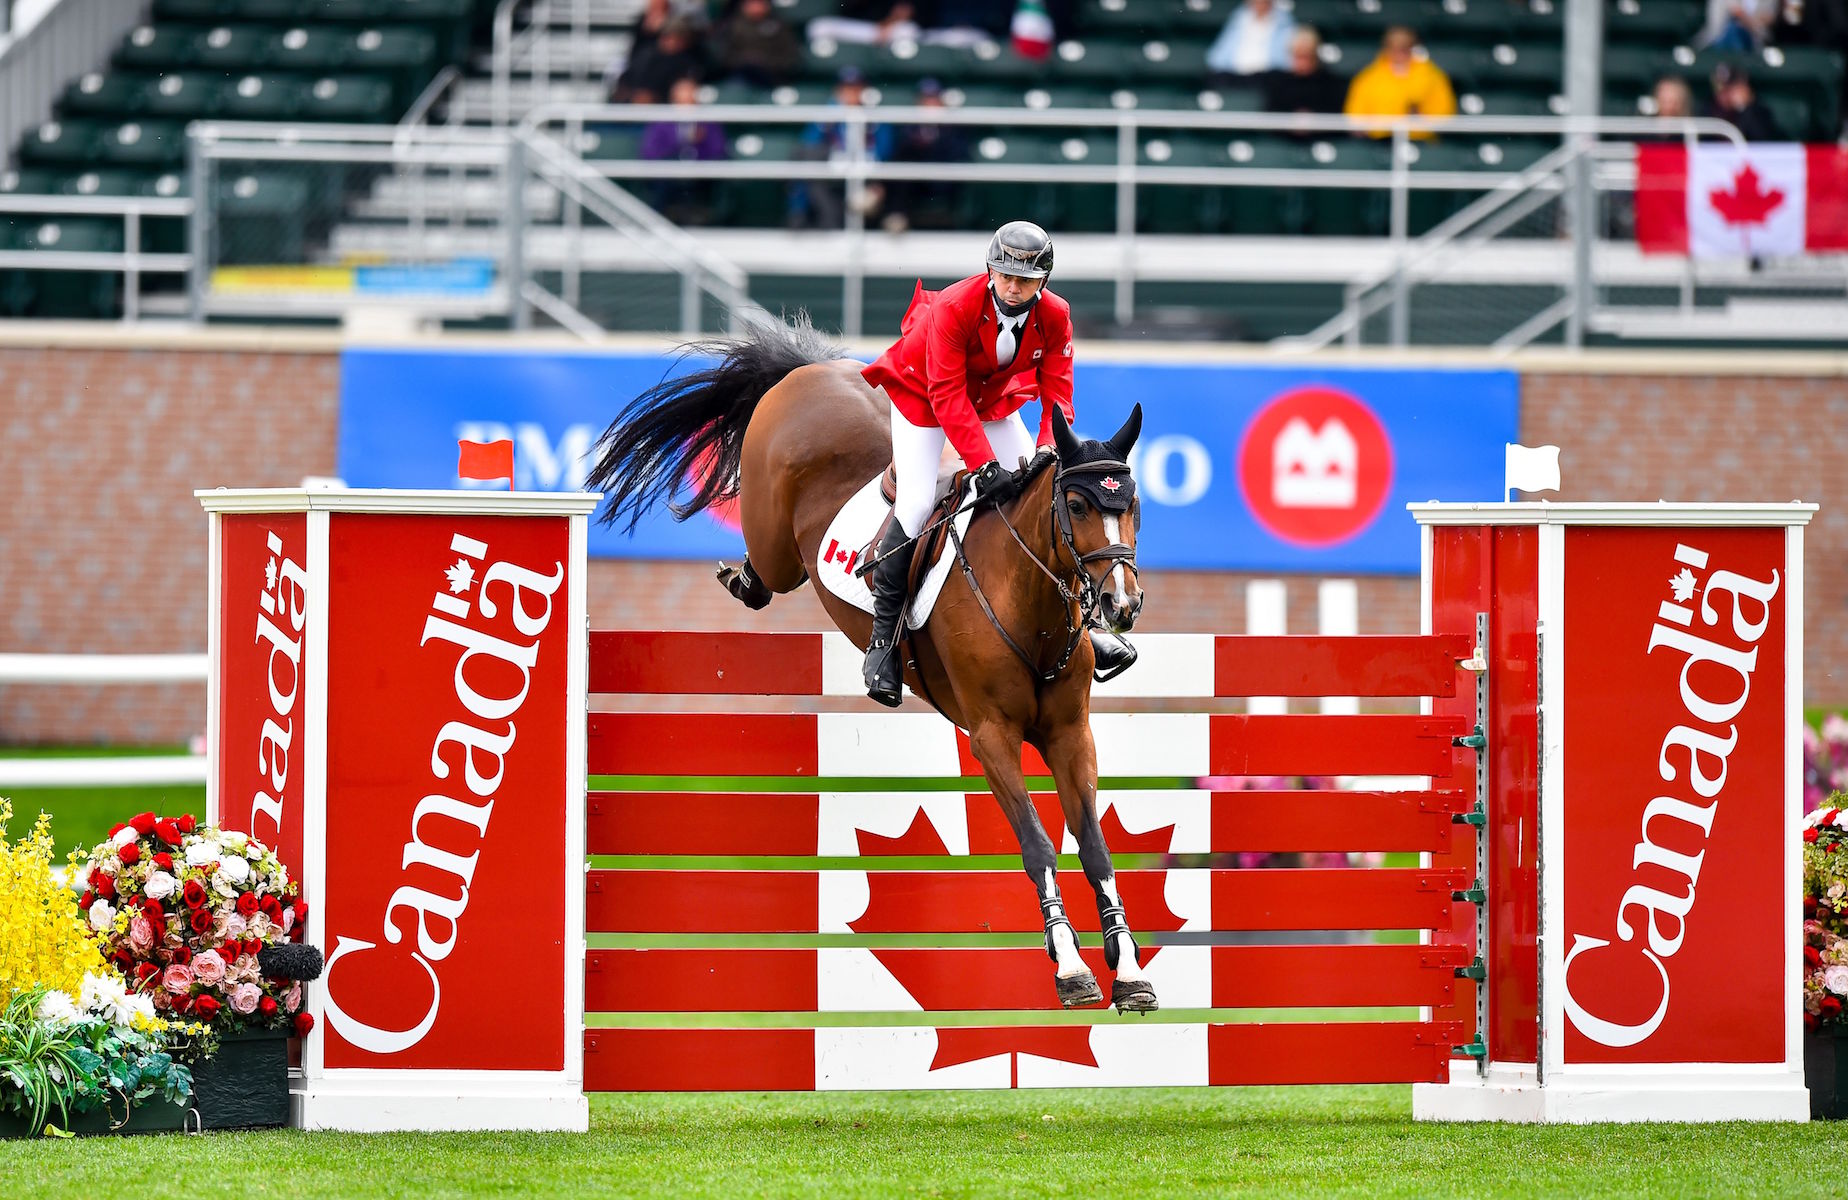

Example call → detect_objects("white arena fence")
0 652 207 789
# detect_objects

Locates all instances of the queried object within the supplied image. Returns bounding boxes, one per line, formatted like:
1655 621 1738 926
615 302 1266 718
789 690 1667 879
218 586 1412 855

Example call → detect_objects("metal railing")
0 0 143 179
491 0 598 129
0 192 193 320
0 652 207 789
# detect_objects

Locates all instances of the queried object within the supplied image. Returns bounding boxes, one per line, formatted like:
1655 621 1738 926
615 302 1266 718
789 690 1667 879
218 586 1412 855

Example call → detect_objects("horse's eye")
1067 498 1086 517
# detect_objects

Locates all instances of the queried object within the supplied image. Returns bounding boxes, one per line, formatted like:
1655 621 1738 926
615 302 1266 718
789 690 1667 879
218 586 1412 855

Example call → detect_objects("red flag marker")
457 439 514 489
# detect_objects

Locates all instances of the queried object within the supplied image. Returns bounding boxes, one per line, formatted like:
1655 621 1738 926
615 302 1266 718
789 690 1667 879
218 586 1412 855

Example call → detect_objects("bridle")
948 456 1140 683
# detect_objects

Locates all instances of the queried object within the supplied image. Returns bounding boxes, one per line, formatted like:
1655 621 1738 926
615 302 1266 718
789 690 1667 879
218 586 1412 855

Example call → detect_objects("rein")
949 458 1139 683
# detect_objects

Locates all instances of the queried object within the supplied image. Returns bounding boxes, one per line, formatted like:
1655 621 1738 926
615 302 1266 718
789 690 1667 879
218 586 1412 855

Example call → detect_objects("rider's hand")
974 460 1024 504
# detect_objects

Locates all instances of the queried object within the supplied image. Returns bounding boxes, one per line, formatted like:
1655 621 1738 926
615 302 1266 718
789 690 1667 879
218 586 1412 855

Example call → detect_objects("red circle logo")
1238 386 1394 547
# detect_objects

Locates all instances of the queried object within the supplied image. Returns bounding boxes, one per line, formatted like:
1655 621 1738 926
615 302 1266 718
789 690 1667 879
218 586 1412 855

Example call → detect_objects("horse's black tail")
587 312 845 532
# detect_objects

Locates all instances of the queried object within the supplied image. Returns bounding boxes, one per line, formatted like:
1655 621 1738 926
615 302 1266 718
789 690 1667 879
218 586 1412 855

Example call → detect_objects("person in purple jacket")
640 75 729 222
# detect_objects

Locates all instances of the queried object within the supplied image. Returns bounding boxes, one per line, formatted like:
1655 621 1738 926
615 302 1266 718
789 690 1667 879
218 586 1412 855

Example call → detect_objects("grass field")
2 1088 1845 1198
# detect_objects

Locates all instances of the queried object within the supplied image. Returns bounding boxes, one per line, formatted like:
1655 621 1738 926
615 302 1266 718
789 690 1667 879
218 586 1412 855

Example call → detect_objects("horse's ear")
1106 404 1143 460
1050 404 1082 461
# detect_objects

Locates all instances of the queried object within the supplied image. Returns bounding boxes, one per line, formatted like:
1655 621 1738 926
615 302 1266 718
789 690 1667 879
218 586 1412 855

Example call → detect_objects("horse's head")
1047 404 1143 633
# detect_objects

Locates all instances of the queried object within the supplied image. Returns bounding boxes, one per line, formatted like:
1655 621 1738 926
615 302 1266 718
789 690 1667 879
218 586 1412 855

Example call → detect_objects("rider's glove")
974 460 1024 505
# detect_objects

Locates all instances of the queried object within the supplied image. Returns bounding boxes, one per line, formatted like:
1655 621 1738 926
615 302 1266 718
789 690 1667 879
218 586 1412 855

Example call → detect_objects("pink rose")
229 983 261 1015
162 963 195 994
223 912 248 939
128 916 155 952
285 982 302 1014
193 949 227 985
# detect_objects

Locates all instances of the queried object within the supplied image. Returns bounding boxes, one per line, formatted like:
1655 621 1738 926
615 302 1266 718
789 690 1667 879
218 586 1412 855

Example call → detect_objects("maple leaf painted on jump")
445 558 476 594
265 556 278 591
848 802 1180 1077
1709 163 1785 228
1670 567 1698 603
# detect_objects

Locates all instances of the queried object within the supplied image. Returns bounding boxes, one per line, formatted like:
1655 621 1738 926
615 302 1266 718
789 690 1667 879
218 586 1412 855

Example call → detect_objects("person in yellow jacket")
1343 26 1456 139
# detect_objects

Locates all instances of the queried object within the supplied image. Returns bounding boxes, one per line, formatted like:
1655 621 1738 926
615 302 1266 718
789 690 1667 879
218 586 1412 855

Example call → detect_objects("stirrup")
1089 629 1137 683
862 638 903 708
716 560 772 611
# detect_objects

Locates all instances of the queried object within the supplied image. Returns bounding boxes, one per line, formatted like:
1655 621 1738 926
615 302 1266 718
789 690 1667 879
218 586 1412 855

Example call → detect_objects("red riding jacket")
861 273 1076 469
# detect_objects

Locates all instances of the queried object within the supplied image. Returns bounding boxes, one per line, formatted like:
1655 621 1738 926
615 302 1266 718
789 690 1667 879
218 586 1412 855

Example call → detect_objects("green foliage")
0 988 198 1137
0 990 87 1134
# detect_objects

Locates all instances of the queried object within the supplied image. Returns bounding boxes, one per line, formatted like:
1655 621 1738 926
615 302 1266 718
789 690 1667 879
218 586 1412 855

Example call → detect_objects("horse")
587 314 1157 1012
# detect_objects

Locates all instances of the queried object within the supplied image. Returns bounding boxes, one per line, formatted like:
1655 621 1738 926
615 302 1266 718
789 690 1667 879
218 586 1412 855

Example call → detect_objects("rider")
858 220 1135 706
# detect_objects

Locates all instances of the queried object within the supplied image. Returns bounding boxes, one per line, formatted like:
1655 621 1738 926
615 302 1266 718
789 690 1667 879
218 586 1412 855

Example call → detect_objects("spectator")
1704 62 1787 140
1343 26 1456 138
1699 0 1779 50
1261 26 1346 130
1206 0 1296 83
1772 0 1848 62
626 0 677 59
713 0 801 88
789 68 895 228
884 77 968 231
1654 74 1695 120
641 75 728 222
809 2 922 46
613 17 705 103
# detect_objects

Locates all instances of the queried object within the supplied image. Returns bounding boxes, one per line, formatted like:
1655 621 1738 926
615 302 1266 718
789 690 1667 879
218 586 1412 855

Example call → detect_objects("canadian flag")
1636 143 1848 258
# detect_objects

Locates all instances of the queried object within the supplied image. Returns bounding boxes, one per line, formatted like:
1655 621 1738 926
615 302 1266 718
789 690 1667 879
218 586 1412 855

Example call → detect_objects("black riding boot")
862 522 912 707
1088 627 1138 683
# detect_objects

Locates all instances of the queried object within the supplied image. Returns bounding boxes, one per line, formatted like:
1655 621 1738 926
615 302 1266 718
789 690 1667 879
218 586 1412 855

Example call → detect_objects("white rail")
0 653 207 683
0 653 208 790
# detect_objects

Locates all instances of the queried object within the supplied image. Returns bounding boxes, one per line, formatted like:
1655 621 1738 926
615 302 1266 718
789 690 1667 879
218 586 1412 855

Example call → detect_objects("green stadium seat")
1760 91 1814 141
2 167 64 194
268 26 350 73
1458 89 1555 118
345 26 437 97
61 71 146 119
19 119 100 165
957 130 1055 227
706 78 773 105
1078 0 1157 35
0 218 32 316
1217 136 1314 234
1302 135 1391 235
1511 0 1564 40
1050 37 1132 83
1426 0 1523 44
580 124 646 159
140 72 225 119
14 218 124 318
1607 0 1704 44
771 0 837 26
115 24 196 71
958 40 1049 84
1196 85 1267 112
60 168 153 196
96 119 188 167
1602 45 1668 90
1321 39 1378 75
220 73 302 119
1131 37 1211 82
151 0 239 21
879 40 977 81
939 83 1025 108
140 172 192 253
1402 138 1486 233
305 0 390 20
192 24 273 70
1048 131 1119 231
1466 42 1562 91
1113 84 1199 111
397 0 471 23
1137 132 1217 233
295 75 394 121
803 37 883 80
216 171 311 263
1335 0 1442 40
1021 84 1114 110
242 0 311 19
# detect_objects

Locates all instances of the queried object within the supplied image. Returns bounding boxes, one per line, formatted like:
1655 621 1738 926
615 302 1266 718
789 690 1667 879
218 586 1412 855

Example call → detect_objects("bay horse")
588 314 1157 1012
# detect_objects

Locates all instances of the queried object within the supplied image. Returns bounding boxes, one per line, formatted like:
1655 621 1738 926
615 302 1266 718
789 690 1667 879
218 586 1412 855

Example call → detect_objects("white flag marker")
1505 443 1561 499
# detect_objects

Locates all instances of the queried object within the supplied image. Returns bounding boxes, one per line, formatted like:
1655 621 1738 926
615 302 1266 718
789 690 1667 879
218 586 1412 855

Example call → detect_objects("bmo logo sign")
1237 386 1394 546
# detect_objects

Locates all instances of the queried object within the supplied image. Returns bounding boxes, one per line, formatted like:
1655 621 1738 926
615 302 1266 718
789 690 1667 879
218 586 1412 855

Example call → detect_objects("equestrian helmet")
985 221 1054 280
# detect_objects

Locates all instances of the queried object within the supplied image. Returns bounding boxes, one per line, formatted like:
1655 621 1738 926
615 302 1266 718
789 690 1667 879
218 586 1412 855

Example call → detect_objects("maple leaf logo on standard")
1709 163 1785 227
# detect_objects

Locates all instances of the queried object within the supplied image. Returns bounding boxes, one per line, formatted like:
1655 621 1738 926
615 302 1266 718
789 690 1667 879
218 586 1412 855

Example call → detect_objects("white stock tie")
994 314 1023 369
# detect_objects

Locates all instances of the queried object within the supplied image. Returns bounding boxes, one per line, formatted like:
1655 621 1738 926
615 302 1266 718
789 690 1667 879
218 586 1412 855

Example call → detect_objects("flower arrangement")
76 814 313 1037
1802 799 1848 1031
1804 715 1848 812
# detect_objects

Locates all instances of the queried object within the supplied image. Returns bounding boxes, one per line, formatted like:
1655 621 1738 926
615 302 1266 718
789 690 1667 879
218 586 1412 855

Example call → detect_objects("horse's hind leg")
968 720 1102 1008
1040 722 1159 1014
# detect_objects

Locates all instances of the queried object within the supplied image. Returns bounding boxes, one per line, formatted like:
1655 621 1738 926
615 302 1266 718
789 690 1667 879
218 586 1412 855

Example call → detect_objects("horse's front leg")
1040 722 1159 1013
968 720 1103 1008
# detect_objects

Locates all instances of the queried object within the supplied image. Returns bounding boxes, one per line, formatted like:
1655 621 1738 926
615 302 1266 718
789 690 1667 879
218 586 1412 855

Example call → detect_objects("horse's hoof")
1111 978 1159 1014
1055 971 1104 1008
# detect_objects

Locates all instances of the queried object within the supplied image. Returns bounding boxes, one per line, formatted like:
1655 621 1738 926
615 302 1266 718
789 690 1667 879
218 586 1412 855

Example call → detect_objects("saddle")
864 464 972 595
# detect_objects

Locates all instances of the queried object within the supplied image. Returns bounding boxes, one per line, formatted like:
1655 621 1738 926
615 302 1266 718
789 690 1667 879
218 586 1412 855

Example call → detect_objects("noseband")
948 457 1140 683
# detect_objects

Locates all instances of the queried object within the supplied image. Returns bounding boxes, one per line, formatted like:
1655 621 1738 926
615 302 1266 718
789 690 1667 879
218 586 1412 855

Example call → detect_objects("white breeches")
889 407 1036 537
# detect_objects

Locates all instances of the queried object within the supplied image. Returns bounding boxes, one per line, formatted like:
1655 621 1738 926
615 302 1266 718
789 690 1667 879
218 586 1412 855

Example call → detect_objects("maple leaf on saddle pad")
848 802 1182 1076
1709 163 1785 227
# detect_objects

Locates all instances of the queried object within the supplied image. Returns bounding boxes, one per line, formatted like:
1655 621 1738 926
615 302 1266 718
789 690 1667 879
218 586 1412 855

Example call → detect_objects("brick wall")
0 332 1841 745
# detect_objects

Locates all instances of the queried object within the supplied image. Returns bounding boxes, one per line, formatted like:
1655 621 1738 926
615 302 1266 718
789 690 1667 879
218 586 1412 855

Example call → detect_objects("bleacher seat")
1607 0 1704 44
114 24 196 71
1050 37 1132 84
296 75 394 121
1 167 64 194
11 218 124 317
268 26 349 73
345 26 437 99
216 171 311 263
221 73 301 119
140 72 224 119
19 120 99 166
61 72 145 118
193 24 274 70
95 120 187 167
60 168 151 196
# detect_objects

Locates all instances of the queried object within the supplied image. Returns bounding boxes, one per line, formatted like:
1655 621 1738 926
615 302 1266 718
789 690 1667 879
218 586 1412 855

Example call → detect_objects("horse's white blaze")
1102 515 1130 605
1043 868 1088 978
1100 876 1146 981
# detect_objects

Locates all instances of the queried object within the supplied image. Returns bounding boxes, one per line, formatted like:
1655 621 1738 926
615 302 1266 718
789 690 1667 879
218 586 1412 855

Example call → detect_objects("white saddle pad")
813 471 974 629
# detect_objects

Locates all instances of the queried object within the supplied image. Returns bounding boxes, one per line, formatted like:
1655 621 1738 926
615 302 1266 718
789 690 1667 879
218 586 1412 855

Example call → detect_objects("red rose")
152 852 174 871
194 994 221 1020
293 899 310 925
246 938 264 959
171 946 192 965
1807 1011 1819 1032
117 843 141 866
96 875 117 901
1808 945 1824 967
130 813 157 836
1825 996 1844 1018
190 908 213 934
293 1012 314 1037
1807 829 1822 844
259 996 279 1017
134 962 160 988
260 895 283 919
172 992 193 1014
107 823 126 839
1820 906 1835 922
80 889 95 908
176 814 197 835
236 892 261 917
182 879 207 908
154 819 182 846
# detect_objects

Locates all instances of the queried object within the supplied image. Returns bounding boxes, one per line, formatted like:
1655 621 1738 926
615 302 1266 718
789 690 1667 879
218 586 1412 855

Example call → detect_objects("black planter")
1805 1027 1848 1119
189 1026 291 1130
0 1096 188 1139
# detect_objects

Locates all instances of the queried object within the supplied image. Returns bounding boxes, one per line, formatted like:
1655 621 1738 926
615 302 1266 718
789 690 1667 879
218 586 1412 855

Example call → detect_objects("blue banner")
338 348 1518 573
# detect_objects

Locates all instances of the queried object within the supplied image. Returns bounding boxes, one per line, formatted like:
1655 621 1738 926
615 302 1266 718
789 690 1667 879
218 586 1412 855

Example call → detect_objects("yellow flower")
0 800 110 1001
